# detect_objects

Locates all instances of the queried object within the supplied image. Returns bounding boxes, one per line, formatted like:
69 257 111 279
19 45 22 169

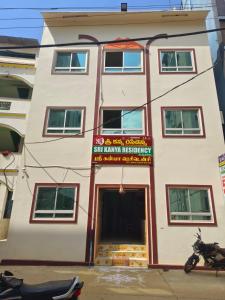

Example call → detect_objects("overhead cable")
26 62 216 145
0 27 225 50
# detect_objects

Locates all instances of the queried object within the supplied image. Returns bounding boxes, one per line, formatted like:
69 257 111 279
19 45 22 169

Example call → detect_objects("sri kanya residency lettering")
92 135 153 165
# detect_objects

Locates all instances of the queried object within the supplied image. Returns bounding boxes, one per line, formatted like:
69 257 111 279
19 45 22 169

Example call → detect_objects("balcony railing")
0 97 30 115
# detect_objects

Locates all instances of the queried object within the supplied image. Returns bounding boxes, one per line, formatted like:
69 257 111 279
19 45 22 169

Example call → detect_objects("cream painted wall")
1 13 224 265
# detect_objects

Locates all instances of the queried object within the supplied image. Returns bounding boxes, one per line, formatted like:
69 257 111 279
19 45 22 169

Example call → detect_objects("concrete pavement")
0 265 225 299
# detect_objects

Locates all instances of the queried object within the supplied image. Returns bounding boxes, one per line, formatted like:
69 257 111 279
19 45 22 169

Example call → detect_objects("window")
104 51 143 73
159 49 196 73
54 51 88 73
167 186 215 224
31 184 79 222
3 190 13 219
17 87 30 99
44 107 85 136
101 109 144 135
162 107 204 136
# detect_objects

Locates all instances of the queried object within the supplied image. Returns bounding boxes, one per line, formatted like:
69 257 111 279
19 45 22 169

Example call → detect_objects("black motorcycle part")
20 279 74 300
184 254 200 273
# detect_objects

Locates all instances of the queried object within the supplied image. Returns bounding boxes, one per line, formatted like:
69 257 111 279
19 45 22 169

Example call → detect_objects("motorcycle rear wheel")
184 256 199 273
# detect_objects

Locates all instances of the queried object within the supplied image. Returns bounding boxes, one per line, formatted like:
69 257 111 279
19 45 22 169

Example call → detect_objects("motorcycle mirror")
198 227 201 233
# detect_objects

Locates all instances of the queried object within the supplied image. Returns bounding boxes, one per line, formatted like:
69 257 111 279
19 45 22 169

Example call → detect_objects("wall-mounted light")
121 3 127 12
119 184 125 194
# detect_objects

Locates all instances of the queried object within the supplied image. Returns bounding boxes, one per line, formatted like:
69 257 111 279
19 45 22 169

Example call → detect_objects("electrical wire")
23 146 96 220
3 153 15 191
24 164 97 178
24 145 57 183
25 165 93 170
0 17 221 31
0 2 218 11
1 27 225 50
26 61 217 145
0 6 219 22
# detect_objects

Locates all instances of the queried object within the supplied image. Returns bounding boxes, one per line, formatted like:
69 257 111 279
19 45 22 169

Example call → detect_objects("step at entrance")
95 244 148 267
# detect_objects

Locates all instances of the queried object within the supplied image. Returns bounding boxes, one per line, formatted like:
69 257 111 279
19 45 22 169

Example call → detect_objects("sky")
0 0 181 41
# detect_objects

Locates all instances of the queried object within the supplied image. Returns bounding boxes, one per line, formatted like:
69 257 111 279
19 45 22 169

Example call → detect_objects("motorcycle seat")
218 248 225 256
20 278 75 299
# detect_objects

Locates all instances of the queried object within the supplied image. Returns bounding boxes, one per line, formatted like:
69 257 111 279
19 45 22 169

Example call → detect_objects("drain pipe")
78 34 102 266
145 34 168 266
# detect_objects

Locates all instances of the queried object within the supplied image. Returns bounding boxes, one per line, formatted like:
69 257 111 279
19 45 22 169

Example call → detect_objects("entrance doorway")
98 188 146 244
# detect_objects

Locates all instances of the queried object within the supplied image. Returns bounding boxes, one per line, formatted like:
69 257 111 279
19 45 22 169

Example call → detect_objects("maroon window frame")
158 48 197 75
166 184 217 227
42 106 86 138
30 183 80 224
98 106 148 135
52 49 90 75
102 49 145 75
161 106 206 138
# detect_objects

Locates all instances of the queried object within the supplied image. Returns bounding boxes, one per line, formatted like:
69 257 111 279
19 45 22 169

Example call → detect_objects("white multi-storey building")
0 36 38 240
0 10 224 268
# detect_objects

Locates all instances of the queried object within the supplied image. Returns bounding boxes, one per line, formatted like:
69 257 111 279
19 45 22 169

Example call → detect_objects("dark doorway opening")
99 188 145 244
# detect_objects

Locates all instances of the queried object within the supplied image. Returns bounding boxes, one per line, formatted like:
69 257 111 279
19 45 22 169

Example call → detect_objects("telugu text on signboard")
92 135 153 165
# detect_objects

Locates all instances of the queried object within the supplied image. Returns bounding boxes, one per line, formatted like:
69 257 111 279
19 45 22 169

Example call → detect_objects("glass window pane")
102 130 122 134
124 52 141 67
171 215 191 220
103 110 121 129
64 130 81 134
48 110 65 128
123 110 142 129
55 213 74 218
105 52 123 67
123 68 141 72
104 67 123 72
65 110 81 128
183 130 201 134
169 189 190 212
56 188 75 210
35 213 54 218
71 52 86 68
176 52 192 66
47 129 64 133
189 189 210 213
56 53 71 68
123 130 143 134
36 188 56 210
178 67 193 72
161 52 176 67
165 110 182 129
182 110 199 129
165 130 183 134
192 215 211 221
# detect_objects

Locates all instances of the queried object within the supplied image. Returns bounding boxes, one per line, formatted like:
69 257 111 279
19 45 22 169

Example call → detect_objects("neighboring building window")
162 107 203 136
45 108 84 135
54 51 88 73
167 186 215 224
101 109 144 134
3 190 13 219
104 51 143 73
17 87 30 99
31 184 79 222
159 49 195 73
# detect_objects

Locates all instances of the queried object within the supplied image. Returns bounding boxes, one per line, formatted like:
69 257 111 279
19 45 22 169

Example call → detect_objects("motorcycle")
0 270 84 300
184 228 225 274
